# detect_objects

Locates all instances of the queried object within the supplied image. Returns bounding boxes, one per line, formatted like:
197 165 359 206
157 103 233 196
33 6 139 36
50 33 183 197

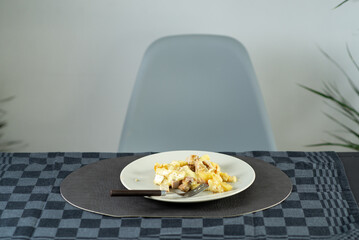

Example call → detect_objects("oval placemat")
60 155 292 218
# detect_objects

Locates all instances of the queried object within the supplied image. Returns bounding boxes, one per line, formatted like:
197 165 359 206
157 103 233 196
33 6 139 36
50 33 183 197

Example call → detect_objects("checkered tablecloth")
1 151 359 239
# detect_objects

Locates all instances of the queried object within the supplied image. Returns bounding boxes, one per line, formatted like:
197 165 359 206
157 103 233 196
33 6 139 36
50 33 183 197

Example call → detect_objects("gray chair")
119 34 276 152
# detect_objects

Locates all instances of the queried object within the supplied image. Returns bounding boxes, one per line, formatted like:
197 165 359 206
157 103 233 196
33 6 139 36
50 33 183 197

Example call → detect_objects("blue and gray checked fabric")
0 151 359 239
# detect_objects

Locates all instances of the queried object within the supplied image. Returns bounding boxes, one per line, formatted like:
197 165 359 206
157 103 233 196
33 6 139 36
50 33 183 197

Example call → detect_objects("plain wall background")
1 0 359 152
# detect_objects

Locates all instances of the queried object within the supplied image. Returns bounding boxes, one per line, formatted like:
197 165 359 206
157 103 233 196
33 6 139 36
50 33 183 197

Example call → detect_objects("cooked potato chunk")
154 155 237 193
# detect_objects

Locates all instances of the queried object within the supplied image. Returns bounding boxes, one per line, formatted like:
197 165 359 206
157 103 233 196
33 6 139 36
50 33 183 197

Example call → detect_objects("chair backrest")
119 34 276 152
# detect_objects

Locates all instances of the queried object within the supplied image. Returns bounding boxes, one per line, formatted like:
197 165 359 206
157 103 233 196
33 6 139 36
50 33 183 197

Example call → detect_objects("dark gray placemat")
60 155 292 217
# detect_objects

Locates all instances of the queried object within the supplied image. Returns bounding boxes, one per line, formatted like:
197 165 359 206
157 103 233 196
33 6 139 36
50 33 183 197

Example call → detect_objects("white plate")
120 150 255 203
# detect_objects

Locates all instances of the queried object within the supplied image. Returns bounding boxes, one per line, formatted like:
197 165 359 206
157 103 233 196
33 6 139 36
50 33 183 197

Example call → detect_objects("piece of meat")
186 155 199 172
188 164 195 172
171 180 181 189
202 160 214 171
178 177 194 192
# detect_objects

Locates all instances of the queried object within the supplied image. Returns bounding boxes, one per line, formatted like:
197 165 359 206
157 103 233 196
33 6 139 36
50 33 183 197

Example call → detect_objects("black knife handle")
110 190 166 196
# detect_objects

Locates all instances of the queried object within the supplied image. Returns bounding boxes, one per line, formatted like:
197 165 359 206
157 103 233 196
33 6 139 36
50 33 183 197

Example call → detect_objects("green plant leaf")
0 121 7 129
311 131 359 150
328 132 359 147
324 112 359 139
307 142 359 151
0 140 24 152
301 44 359 151
327 103 359 126
317 46 359 96
299 84 359 118
0 96 23 151
0 96 15 103
347 43 359 72
334 0 349 9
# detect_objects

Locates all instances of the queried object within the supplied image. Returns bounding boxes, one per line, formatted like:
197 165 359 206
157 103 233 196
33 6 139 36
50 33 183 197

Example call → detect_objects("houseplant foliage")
300 45 359 150
298 0 358 150
335 0 349 8
0 96 21 151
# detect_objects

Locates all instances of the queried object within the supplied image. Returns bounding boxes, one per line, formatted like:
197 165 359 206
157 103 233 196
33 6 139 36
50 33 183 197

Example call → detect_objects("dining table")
0 151 358 239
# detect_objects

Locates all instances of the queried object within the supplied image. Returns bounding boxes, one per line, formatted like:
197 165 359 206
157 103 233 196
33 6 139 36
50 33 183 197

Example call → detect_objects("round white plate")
120 150 256 203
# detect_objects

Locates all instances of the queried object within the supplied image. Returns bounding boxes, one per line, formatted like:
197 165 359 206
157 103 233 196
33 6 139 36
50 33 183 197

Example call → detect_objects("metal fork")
110 183 209 197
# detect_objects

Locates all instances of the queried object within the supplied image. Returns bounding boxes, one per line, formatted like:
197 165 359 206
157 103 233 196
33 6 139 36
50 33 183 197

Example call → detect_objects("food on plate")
153 154 237 193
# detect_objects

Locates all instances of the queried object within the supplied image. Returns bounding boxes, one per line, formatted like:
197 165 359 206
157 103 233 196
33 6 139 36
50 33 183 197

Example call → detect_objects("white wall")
0 0 358 152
